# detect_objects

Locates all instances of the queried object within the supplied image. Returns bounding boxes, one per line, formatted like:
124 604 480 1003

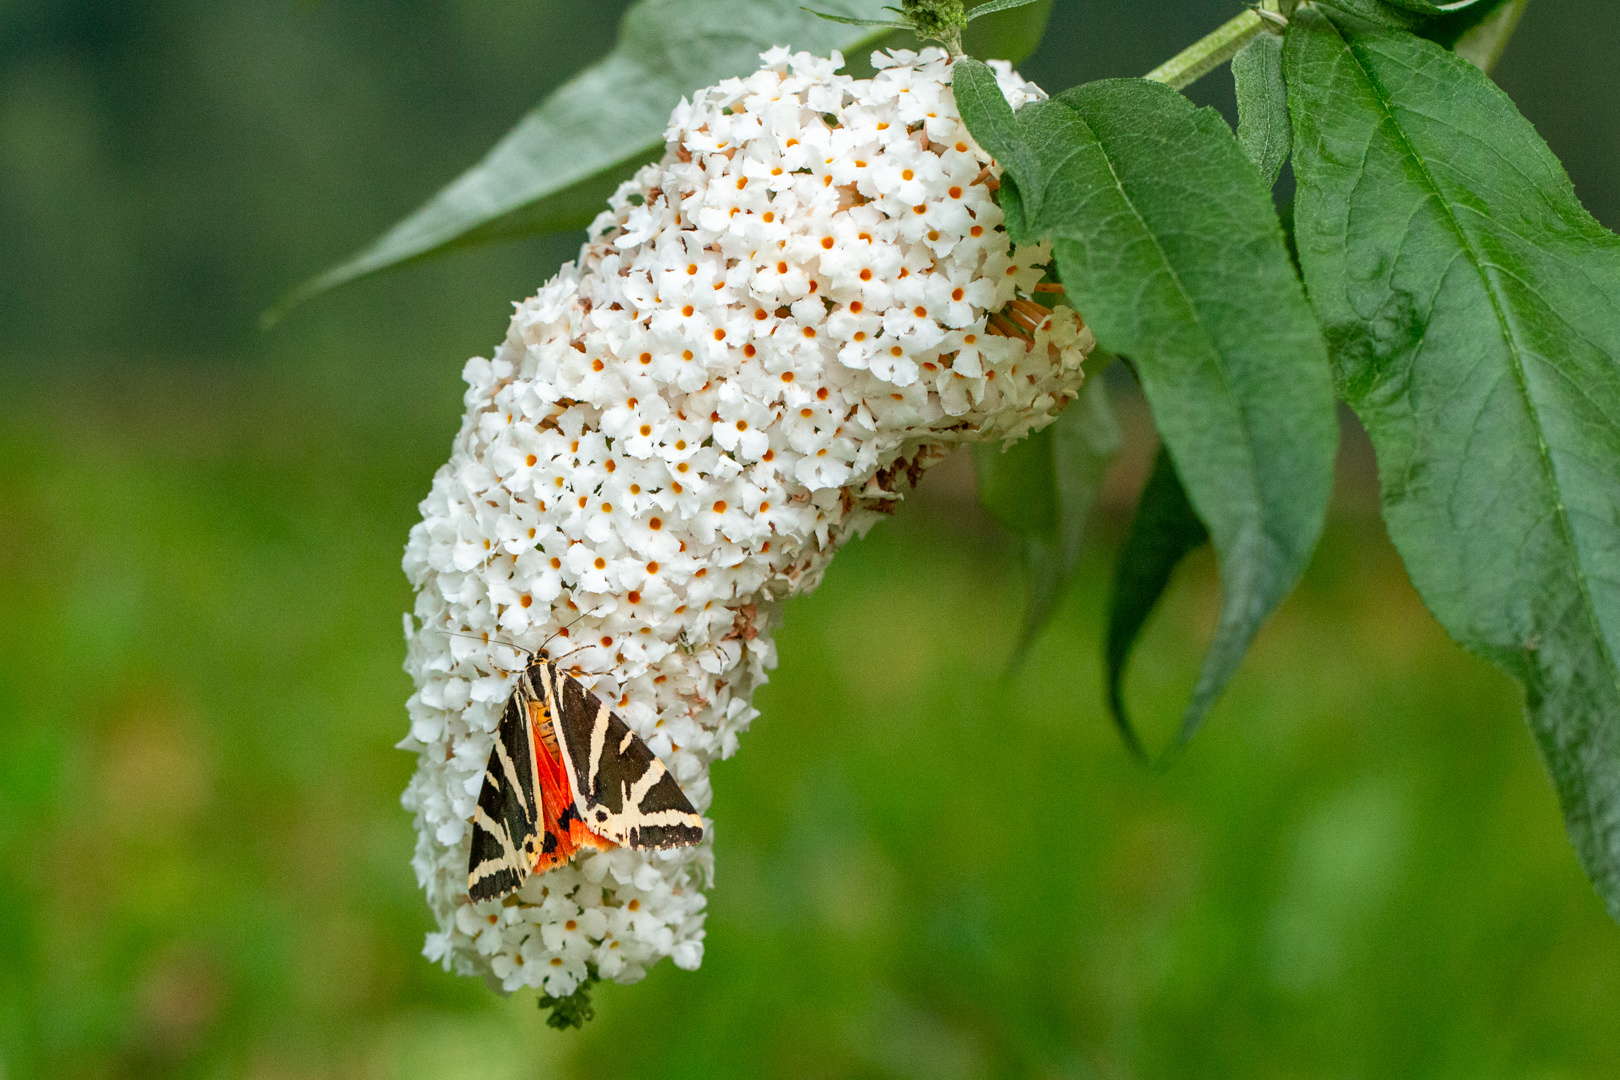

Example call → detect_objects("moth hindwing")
540 661 706 850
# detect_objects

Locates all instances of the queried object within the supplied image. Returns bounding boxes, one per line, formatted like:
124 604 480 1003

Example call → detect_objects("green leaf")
956 65 1339 748
974 423 1060 542
946 61 1040 236
1287 10 1620 919
1105 446 1209 761
1313 0 1526 45
1232 32 1291 187
271 0 1054 323
962 0 1052 61
800 9 910 28
977 366 1123 659
1309 0 1429 28
1023 373 1122 646
965 0 1044 21
1380 0 1493 12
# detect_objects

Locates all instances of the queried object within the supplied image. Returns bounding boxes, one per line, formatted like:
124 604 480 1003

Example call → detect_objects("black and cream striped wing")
542 663 706 850
467 676 543 902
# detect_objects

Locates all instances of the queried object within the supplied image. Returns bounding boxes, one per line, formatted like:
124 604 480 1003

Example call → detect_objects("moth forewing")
547 663 705 850
467 689 545 902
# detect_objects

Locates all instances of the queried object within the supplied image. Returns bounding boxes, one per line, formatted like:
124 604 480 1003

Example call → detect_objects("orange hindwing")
526 698 614 873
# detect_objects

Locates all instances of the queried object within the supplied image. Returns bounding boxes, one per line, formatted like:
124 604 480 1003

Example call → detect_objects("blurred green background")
3 1 1619 1077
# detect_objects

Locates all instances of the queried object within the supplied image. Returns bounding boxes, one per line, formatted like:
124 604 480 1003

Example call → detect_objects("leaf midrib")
1338 26 1620 716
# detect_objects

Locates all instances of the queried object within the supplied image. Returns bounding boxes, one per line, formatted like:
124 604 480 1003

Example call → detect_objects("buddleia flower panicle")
400 46 1094 998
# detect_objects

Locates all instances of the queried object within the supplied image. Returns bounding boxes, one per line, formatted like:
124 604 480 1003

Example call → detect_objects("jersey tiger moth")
468 656 705 903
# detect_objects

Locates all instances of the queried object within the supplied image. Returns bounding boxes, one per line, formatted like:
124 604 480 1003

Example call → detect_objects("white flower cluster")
400 46 1093 997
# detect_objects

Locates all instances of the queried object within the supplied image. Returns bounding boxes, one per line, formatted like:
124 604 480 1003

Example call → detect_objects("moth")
467 652 705 903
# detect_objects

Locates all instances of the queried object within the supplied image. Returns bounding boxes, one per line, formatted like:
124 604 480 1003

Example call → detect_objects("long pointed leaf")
1314 0 1528 44
955 62 1338 748
1021 373 1122 651
1287 10 1620 919
1232 32 1291 186
800 10 910 28
974 367 1122 660
1105 446 1209 760
965 0 1046 22
1016 372 1123 660
974 425 1060 543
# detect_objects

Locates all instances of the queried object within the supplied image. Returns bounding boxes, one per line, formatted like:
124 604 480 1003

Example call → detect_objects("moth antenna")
550 643 596 668
438 607 597 666
535 611 592 659
435 628 534 667
548 644 625 697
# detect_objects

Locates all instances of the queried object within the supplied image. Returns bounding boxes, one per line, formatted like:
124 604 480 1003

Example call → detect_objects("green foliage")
798 9 911 30
958 0 1052 61
1287 7 1620 920
1310 0 1433 27
1232 31 1291 186
973 425 1060 541
956 60 1338 750
275 0 1052 321
974 367 1122 659
1313 0 1527 48
1105 446 1209 761
1376 0 1495 13
1452 0 1530 72
963 0 1046 20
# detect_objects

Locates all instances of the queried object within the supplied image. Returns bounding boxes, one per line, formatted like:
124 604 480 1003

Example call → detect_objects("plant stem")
1142 0 1527 93
1144 10 1267 91
1142 1 1297 92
